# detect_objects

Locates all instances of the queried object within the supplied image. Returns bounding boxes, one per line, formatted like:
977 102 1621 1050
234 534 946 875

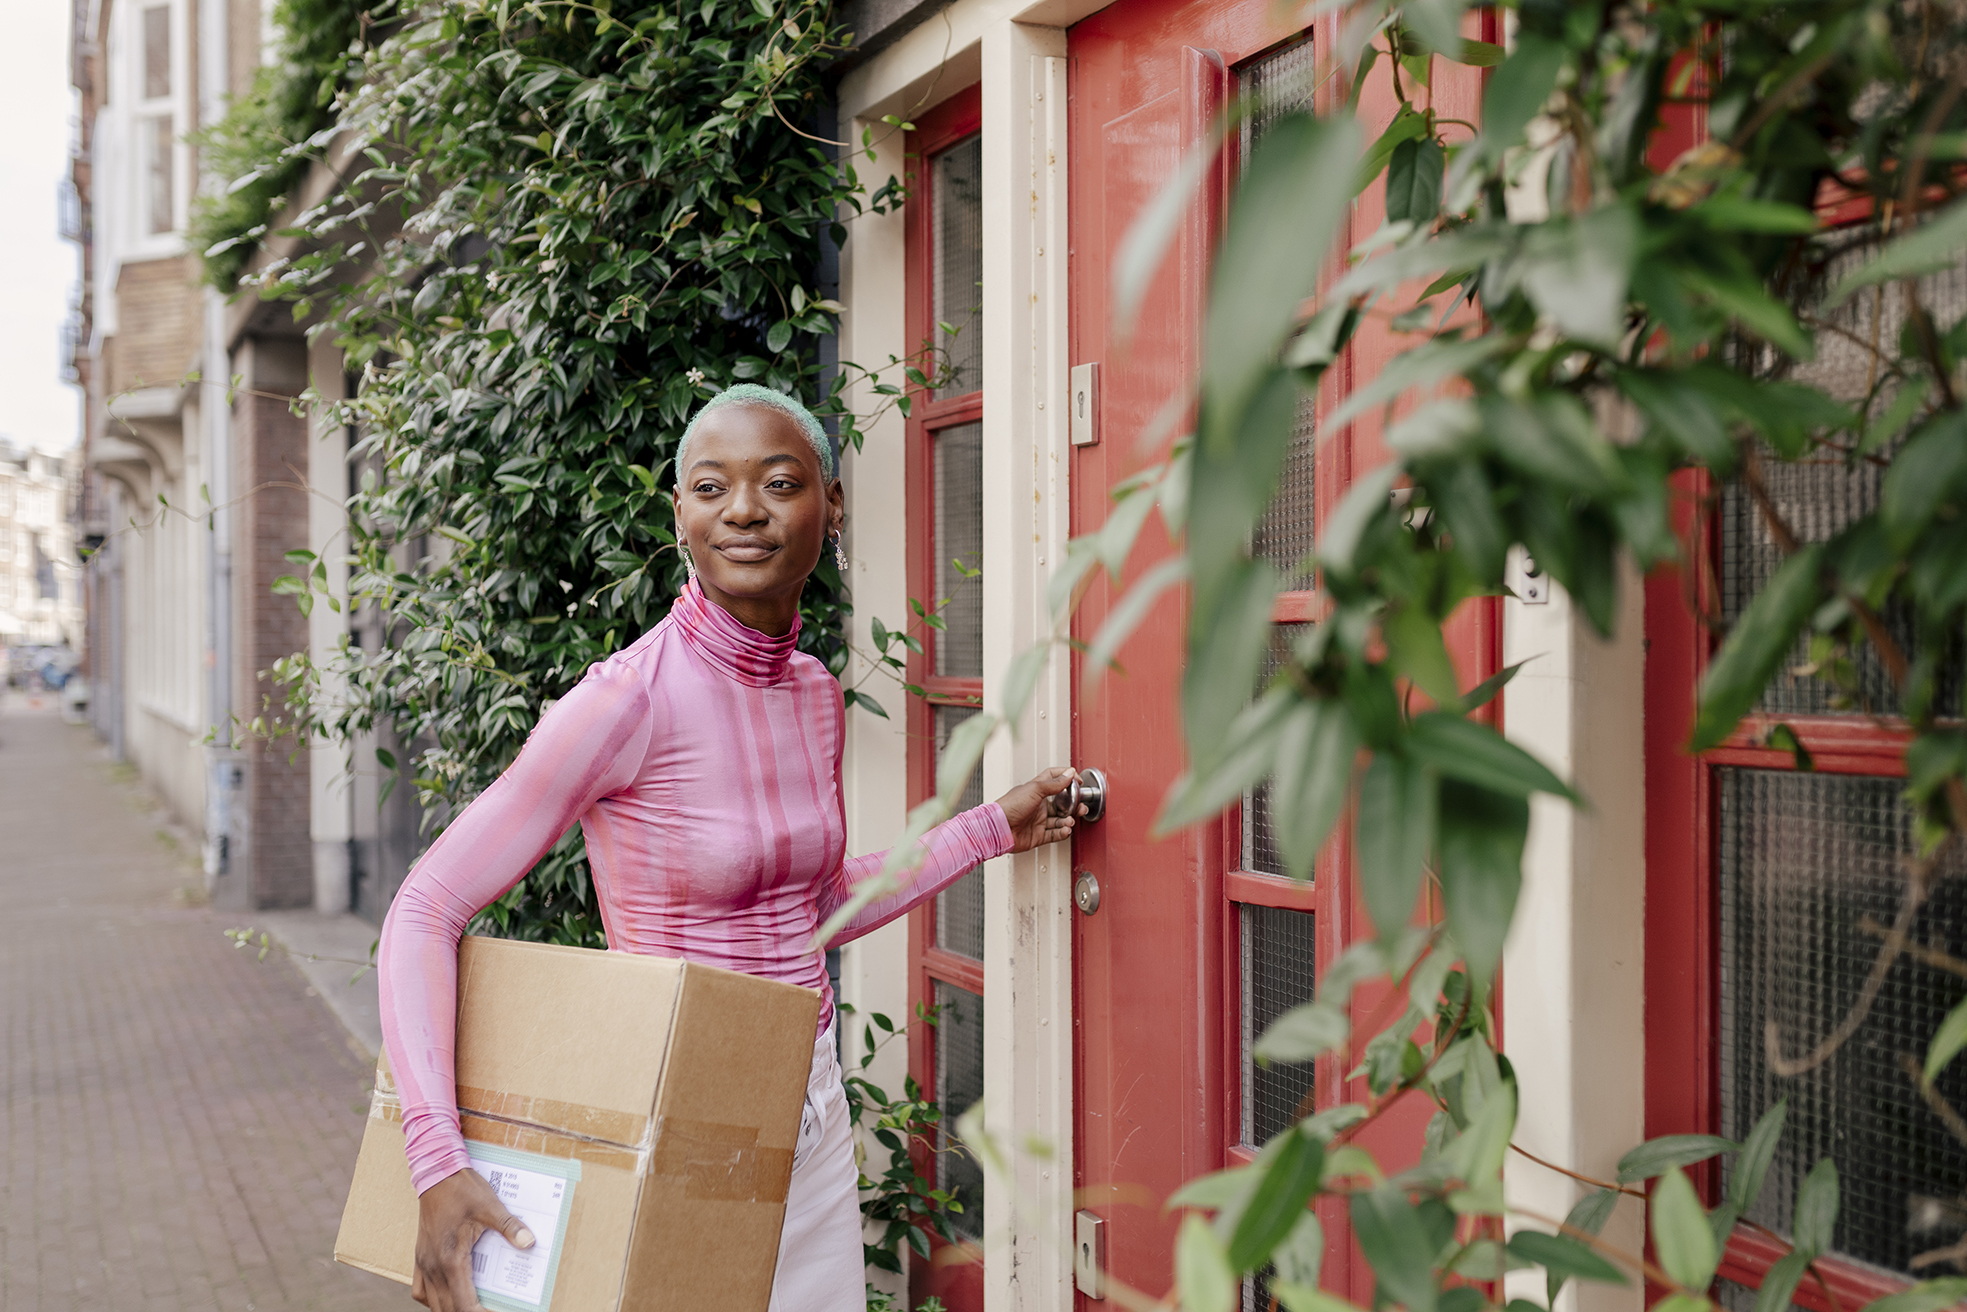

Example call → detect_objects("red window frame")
1642 61 1914 1311
902 83 987 1312
1215 18 1504 1303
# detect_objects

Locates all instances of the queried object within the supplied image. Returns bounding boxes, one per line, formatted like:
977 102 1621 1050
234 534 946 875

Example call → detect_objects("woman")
381 383 1080 1312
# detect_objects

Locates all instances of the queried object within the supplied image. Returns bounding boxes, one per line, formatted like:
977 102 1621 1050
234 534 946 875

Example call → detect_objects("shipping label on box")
335 938 821 1312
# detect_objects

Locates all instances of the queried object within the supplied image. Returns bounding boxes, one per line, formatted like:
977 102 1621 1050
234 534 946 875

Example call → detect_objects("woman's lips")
713 538 778 562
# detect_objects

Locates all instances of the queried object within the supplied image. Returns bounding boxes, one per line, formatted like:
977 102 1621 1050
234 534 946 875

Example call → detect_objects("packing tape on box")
364 1086 641 1173
649 1117 794 1204
363 1075 789 1197
456 1085 648 1148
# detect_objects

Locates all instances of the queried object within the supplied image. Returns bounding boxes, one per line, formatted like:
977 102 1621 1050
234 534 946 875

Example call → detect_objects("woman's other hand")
411 1167 535 1312
998 766 1082 854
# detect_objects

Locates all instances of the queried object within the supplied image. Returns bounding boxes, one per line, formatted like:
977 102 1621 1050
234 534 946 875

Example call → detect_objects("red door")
1067 4 1499 1304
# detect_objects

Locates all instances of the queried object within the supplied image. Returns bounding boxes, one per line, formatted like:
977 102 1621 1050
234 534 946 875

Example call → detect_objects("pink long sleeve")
377 582 1013 1194
378 665 654 1194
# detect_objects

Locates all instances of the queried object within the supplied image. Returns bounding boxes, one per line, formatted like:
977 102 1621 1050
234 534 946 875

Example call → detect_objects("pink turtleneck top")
378 581 1014 1194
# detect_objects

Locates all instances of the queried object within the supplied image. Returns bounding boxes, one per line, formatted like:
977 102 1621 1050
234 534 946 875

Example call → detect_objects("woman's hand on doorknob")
999 766 1083 853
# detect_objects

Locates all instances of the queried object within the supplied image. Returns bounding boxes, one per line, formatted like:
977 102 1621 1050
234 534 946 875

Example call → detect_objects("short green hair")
676 383 834 484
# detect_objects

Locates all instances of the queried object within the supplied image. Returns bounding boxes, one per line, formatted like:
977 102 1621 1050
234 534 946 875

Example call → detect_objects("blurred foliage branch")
825 0 1967 1307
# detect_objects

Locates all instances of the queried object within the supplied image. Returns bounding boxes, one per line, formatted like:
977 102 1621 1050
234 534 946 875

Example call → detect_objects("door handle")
1046 767 1108 824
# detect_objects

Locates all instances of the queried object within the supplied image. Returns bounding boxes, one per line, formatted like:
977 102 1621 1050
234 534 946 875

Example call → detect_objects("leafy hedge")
190 0 373 290
257 0 878 943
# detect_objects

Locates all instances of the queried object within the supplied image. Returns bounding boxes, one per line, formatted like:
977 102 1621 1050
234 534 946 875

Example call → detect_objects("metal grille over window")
934 705 986 959
1239 39 1319 884
933 134 984 400
1252 394 1317 589
1722 243 1967 717
1718 768 1967 1275
934 980 986 1240
1243 644 1290 876
933 420 984 679
1241 904 1316 1147
1239 38 1318 153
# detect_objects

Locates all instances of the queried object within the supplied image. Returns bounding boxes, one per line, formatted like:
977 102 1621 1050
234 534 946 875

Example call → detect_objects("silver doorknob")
1047 767 1108 824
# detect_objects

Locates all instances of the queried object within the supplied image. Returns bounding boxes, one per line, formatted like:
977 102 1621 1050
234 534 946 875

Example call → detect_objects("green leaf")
1685 266 1814 360
1274 1210 1325 1288
936 710 996 803
1383 603 1461 705
1451 661 1526 716
1694 196 1820 234
1229 1129 1325 1270
1566 1188 1622 1238
1325 336 1512 435
1692 543 1825 752
1925 997 1967 1085
1616 1134 1739 1184
1506 1230 1627 1291
1519 204 1641 348
1351 1187 1440 1312
1255 1000 1351 1064
1792 1158 1840 1257
1447 38 1505 67
1481 34 1566 161
1882 413 1967 550
1203 112 1360 441
1401 0 1468 55
1407 713 1578 800
1000 643 1052 731
1753 1250 1810 1312
1176 1213 1237 1312
1086 557 1188 690
1434 780 1529 995
1353 104 1428 198
1729 1099 1788 1215
1356 753 1436 946
1114 131 1224 338
1318 464 1399 577
1829 198 1967 305
1385 137 1445 225
1859 1278 1967 1312
1650 1167 1720 1291
1158 689 1298 834
1169 1163 1258 1211
1446 1078 1516 1195
1272 700 1361 881
1183 560 1282 763
1275 1282 1358 1312
1617 368 1732 465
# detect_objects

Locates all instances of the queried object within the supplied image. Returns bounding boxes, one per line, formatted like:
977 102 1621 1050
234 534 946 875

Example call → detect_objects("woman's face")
671 404 844 616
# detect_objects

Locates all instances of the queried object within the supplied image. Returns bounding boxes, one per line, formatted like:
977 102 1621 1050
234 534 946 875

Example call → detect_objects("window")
1224 43 1324 1312
904 85 986 1312
137 5 175 235
1647 218 1967 1301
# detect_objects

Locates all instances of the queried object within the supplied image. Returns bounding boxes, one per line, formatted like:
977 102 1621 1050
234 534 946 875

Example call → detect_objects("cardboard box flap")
454 937 684 1148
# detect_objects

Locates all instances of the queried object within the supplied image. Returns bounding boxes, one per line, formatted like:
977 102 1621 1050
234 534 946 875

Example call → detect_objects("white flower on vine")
686 367 705 386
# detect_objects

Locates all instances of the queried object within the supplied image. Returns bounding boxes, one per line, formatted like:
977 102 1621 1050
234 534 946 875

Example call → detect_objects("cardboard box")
335 936 822 1312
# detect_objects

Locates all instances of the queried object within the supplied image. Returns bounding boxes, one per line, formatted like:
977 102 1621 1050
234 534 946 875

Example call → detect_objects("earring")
682 546 697 582
832 532 849 572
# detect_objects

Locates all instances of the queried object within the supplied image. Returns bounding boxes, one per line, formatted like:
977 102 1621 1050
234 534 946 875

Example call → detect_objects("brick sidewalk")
0 703 406 1311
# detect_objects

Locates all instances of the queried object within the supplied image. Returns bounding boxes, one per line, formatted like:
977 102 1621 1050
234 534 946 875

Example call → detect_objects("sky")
0 2 83 454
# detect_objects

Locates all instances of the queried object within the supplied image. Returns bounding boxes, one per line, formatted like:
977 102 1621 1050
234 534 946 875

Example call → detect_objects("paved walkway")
0 699 405 1311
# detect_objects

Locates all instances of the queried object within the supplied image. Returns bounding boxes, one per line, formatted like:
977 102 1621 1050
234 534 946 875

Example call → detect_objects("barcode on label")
471 1252 488 1276
487 1169 507 1192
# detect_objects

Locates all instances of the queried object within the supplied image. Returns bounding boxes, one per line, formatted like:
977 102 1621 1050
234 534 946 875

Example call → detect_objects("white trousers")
768 1024 864 1312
